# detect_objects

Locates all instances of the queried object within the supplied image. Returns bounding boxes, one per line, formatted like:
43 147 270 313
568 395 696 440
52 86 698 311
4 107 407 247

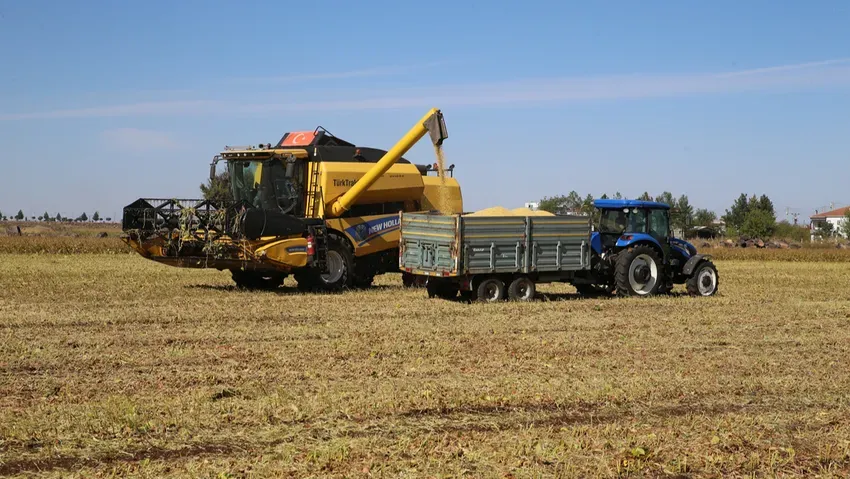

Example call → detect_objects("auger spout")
328 108 448 218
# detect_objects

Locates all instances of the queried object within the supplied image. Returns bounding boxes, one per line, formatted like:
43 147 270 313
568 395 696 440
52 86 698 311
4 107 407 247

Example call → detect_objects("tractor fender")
615 234 664 257
682 254 711 276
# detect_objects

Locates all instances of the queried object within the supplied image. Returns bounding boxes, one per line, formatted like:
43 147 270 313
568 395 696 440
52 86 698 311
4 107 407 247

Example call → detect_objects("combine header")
121 108 462 291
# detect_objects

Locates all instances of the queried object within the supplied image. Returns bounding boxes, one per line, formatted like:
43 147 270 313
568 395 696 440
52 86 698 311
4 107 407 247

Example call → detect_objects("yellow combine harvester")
121 108 462 291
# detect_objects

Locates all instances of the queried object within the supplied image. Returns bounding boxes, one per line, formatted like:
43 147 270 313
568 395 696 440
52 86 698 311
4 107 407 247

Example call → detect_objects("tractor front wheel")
686 260 719 296
614 246 662 297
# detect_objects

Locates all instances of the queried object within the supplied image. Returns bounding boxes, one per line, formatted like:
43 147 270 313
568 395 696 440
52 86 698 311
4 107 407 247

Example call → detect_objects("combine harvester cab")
398 199 719 301
121 108 463 291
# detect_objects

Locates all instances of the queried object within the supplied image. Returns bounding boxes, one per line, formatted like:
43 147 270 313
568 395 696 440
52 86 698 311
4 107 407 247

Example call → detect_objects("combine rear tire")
295 234 354 292
231 270 287 290
614 246 662 297
686 260 719 296
476 277 505 302
508 276 535 301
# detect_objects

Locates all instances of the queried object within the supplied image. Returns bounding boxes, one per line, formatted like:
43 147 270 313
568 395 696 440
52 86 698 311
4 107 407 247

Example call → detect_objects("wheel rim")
321 250 344 284
483 281 500 301
697 267 717 295
628 253 658 295
516 280 533 300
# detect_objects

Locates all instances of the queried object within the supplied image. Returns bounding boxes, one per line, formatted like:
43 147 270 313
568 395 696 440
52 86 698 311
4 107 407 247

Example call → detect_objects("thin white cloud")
100 128 182 151
4 59 850 120
230 61 447 84
716 58 850 77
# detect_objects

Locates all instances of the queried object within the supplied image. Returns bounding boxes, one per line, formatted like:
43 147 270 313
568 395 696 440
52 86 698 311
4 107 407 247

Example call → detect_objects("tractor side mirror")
210 163 217 181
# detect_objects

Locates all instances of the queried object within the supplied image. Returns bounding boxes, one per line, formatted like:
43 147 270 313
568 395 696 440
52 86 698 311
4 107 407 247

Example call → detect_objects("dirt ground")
1 254 849 477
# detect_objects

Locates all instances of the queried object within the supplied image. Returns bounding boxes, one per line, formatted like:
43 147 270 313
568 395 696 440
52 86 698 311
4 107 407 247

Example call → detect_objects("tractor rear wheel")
231 270 286 290
686 260 719 296
615 246 662 297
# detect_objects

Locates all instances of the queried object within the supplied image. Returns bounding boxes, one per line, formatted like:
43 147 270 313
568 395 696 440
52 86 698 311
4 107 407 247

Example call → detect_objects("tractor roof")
594 199 670 210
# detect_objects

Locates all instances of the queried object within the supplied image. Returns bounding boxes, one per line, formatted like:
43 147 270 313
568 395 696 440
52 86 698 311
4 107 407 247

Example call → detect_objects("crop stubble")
1 253 849 477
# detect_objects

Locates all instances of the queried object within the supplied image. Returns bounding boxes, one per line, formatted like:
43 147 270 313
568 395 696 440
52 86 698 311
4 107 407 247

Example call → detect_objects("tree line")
538 191 716 234
0 210 111 222
538 191 816 241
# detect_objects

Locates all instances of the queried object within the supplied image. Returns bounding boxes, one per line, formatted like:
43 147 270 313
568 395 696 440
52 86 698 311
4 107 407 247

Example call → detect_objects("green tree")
693 208 717 227
55 213 62 222
200 171 232 205
580 194 600 225
15 210 24 220
654 191 675 207
672 194 694 232
774 220 809 242
539 191 583 215
740 209 775 238
757 194 775 218
637 192 652 201
815 221 834 239
841 210 850 239
722 193 750 231
600 193 609 199
92 211 100 222
43 211 50 222
78 212 88 222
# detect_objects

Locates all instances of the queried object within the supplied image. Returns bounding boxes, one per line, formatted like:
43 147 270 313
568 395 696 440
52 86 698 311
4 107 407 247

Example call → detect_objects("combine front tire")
686 260 719 296
295 234 354 292
614 246 662 297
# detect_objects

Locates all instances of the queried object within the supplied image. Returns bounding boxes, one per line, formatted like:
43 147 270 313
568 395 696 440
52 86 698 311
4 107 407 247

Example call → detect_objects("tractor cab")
592 199 672 256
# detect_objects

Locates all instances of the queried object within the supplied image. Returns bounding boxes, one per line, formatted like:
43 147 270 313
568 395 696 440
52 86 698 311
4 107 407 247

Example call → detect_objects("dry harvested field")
2 250 850 478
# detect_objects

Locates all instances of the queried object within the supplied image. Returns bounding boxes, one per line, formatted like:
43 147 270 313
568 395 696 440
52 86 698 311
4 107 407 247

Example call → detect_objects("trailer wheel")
686 260 719 296
614 245 662 297
476 277 505 302
427 278 458 300
402 272 426 288
508 276 536 301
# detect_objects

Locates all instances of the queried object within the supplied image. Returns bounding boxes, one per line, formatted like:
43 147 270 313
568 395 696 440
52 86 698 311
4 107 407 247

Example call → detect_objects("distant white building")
810 206 849 239
524 202 539 211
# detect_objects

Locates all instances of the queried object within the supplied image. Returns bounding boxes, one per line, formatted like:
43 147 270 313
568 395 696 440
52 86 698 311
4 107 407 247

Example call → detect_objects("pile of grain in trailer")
463 206 554 217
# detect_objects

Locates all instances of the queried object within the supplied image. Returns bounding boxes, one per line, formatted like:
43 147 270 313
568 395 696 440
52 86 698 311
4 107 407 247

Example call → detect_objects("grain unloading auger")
121 108 462 291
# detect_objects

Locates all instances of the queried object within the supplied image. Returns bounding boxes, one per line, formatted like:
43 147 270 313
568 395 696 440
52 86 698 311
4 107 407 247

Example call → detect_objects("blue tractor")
573 199 719 297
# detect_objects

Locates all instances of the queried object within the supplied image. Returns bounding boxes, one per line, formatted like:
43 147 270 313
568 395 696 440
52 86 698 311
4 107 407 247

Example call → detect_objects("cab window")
648 209 669 239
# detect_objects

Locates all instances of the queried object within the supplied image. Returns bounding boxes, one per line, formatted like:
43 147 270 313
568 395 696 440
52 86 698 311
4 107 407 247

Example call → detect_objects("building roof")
810 206 850 220
593 199 670 210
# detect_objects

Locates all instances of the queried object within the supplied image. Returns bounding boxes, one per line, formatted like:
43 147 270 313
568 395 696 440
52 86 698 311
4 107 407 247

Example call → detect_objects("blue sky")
1 1 849 222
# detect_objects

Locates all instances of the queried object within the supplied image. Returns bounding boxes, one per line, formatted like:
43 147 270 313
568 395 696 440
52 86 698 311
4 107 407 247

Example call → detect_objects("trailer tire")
615 245 662 297
508 276 536 301
686 260 719 296
427 278 458 300
476 277 505 302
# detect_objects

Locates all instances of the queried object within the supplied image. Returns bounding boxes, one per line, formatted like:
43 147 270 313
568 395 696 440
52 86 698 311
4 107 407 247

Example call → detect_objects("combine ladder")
304 161 323 219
